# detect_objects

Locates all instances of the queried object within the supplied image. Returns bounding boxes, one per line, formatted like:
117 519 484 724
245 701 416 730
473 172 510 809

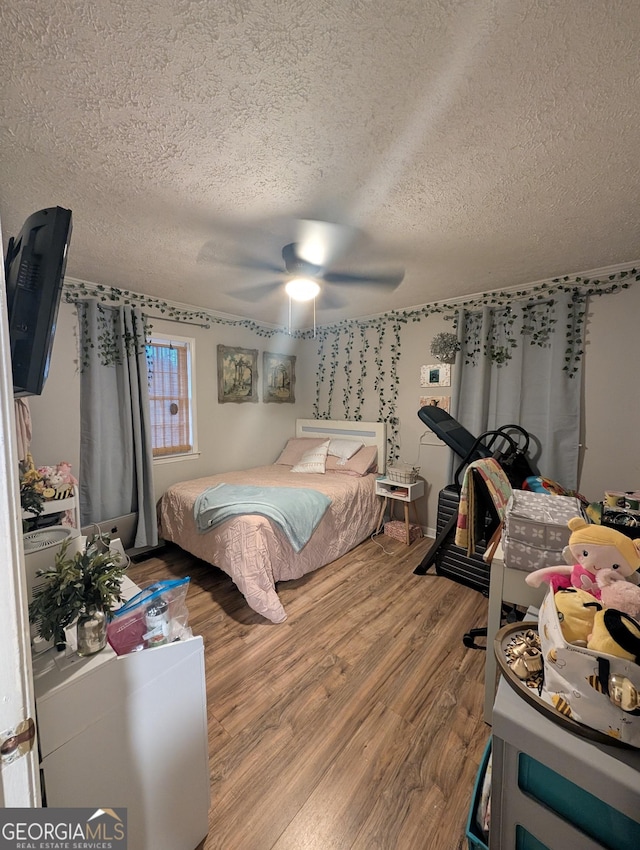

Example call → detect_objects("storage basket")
383 520 422 543
538 586 640 748
502 491 585 573
387 464 420 485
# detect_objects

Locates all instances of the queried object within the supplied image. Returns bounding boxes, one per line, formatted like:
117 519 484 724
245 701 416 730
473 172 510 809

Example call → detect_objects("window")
146 335 197 458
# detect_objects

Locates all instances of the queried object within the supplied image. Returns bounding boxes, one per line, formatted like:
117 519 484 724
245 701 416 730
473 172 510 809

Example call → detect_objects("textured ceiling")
1 0 639 327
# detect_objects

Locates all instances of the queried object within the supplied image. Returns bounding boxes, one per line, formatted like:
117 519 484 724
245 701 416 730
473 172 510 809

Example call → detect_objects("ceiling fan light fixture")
285 277 320 302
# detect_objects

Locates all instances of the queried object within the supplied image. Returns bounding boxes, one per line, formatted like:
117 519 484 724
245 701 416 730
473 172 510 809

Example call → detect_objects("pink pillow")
275 437 328 466
325 444 378 477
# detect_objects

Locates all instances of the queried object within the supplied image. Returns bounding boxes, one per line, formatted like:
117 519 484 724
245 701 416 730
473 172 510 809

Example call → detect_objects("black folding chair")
414 406 533 577
415 406 536 649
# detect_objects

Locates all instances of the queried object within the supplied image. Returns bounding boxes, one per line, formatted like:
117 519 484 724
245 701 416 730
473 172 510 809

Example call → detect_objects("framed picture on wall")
420 363 451 387
419 395 451 413
263 352 296 403
217 344 259 403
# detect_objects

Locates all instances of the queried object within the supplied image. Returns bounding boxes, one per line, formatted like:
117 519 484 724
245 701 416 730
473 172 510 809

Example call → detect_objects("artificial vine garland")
354 324 368 421
65 266 639 348
311 321 403 463
64 266 639 465
76 299 151 371
64 281 284 338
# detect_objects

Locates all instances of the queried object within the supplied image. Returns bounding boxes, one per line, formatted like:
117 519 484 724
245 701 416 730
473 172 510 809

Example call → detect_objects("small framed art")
263 352 296 403
217 344 259 403
419 395 451 413
420 363 451 388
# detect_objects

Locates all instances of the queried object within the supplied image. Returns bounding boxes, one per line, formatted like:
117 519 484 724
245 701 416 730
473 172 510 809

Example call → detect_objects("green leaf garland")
64 266 639 465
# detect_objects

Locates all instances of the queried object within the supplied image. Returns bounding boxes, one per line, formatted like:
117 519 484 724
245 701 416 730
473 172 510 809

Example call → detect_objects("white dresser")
32 629 210 850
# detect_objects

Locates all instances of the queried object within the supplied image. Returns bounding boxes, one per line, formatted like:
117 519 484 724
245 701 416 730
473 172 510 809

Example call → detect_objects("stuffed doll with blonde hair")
525 517 640 600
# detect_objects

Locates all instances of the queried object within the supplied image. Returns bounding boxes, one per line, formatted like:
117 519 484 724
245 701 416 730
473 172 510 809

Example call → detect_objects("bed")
157 419 387 623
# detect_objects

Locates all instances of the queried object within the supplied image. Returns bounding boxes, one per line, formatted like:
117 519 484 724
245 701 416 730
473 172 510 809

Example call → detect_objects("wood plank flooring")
127 534 491 850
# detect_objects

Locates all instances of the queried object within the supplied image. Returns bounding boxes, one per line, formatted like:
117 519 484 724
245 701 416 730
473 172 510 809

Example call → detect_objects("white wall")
24 284 640 535
387 312 455 532
579 284 640 497
27 303 81 471
27 300 314 506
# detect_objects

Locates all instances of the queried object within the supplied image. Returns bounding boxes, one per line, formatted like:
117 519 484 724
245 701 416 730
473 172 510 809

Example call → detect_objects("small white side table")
22 484 81 530
375 477 425 544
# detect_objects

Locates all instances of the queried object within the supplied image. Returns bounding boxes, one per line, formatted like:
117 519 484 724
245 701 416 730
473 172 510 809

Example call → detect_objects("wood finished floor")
127 534 491 850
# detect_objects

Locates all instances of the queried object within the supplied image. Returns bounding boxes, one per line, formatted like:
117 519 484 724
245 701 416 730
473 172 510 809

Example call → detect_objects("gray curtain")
451 291 583 490
79 300 157 548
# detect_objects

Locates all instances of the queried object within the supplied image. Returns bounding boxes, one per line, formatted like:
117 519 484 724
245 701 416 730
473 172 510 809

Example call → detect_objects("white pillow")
327 439 364 461
291 440 330 474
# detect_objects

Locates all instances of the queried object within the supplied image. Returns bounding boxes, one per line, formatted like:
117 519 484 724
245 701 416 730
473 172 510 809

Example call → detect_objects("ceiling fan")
199 218 405 310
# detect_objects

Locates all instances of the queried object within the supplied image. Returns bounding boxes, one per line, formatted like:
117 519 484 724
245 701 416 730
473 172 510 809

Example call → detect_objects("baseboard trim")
127 540 170 563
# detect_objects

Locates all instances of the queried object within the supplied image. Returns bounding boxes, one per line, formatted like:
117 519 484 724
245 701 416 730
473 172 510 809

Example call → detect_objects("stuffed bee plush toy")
554 587 602 646
587 608 640 663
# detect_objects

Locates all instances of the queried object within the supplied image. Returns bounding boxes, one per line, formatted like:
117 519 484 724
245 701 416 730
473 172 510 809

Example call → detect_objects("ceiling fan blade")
223 256 284 275
198 241 283 274
323 268 405 289
228 281 284 302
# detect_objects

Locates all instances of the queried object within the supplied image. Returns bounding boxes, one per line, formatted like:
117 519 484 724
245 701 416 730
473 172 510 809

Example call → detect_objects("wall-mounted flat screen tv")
4 206 73 397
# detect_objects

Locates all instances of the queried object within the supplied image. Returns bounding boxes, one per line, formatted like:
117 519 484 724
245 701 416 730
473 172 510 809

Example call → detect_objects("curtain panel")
79 300 157 548
452 291 584 490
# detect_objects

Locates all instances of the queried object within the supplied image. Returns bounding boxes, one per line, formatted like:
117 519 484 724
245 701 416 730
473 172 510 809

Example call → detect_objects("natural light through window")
147 335 196 458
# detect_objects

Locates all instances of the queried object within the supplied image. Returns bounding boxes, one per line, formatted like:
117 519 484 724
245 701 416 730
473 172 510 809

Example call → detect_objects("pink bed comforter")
157 465 380 622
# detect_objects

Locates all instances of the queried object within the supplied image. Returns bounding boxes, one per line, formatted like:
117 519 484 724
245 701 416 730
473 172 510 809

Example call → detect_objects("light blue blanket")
193 483 332 553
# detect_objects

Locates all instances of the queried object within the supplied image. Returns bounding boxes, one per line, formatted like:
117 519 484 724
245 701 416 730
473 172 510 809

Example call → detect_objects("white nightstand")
375 476 425 544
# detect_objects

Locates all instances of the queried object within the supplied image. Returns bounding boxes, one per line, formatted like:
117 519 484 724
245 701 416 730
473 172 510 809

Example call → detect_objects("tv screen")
5 206 73 397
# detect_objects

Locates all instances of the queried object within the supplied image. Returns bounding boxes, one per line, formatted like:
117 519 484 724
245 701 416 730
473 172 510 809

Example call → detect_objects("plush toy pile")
525 518 640 739
525 517 640 662
37 460 79 498
36 460 79 528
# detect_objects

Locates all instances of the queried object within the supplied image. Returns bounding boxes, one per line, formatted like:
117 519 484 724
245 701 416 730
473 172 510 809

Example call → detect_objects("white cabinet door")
0 222 40 808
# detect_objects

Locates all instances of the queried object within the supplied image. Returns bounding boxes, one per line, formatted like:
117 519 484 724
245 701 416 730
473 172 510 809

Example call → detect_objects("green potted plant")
28 533 128 655
19 454 45 531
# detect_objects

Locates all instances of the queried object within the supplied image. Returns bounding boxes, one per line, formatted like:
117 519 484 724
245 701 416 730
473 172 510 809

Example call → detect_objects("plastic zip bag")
107 577 191 655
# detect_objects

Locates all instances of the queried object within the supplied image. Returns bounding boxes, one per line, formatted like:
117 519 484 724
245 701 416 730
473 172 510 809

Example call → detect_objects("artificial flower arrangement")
19 454 46 518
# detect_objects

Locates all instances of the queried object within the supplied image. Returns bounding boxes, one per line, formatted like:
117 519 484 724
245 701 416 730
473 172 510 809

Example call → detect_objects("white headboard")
295 419 387 474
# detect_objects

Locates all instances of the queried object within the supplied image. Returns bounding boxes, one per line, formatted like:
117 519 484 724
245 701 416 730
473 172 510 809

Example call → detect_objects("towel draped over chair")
455 457 513 556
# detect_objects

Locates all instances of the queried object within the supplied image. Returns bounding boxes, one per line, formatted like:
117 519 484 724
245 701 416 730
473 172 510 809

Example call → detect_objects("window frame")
147 333 199 462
